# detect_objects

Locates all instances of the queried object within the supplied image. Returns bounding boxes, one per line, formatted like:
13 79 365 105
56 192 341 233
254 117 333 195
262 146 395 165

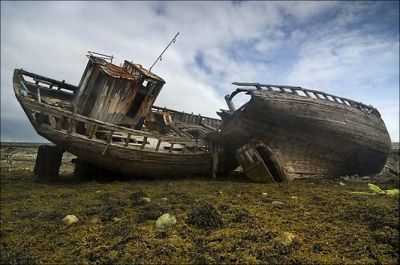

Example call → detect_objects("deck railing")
22 99 210 155
151 106 222 130
232 82 380 116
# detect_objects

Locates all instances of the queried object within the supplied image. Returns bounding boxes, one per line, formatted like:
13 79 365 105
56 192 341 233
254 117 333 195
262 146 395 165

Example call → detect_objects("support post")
34 145 64 181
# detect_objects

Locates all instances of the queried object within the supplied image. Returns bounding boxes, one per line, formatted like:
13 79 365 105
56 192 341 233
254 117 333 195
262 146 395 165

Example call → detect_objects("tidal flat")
0 145 399 265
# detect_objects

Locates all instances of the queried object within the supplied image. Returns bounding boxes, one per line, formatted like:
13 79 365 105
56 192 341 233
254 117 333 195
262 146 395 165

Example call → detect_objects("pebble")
62 215 79 225
218 191 223 196
95 190 102 194
156 213 177 230
160 197 168 201
262 192 268 196
291 196 298 199
140 197 151 203
271 201 284 206
339 181 346 186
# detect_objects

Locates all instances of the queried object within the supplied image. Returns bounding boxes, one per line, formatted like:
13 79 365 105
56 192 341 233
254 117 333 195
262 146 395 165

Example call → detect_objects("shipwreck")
13 52 391 182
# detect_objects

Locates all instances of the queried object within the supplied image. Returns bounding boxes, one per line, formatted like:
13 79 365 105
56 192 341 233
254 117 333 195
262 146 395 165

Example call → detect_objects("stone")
160 197 168 201
141 197 151 203
339 181 346 186
291 196 298 199
271 201 284 206
218 190 223 196
361 176 370 180
262 192 268 196
62 215 78 225
343 175 350 181
156 213 177 230
274 232 296 246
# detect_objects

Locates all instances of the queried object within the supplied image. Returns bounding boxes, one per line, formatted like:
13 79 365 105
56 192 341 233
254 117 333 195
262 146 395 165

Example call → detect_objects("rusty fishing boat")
13 52 391 182
13 52 223 179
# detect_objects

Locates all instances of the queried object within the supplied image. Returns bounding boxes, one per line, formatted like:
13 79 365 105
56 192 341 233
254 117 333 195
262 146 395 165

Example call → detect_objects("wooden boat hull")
13 69 217 178
34 125 212 177
216 90 391 180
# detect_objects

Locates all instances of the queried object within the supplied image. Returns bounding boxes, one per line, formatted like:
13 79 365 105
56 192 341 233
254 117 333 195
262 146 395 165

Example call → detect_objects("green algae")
1 170 399 265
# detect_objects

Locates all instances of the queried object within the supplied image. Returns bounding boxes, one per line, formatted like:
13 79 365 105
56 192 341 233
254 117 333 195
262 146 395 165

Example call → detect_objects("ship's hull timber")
217 89 391 180
13 69 220 178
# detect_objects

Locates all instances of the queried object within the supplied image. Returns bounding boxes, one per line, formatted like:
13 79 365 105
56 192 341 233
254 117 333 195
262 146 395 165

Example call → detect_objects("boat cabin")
73 52 165 129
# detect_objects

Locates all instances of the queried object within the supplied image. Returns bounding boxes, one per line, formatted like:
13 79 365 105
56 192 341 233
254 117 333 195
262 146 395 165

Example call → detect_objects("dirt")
0 144 399 265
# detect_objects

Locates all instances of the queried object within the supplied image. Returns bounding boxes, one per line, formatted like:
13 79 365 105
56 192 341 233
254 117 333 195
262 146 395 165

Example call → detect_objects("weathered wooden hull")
13 69 217 178
34 126 212 177
217 91 391 180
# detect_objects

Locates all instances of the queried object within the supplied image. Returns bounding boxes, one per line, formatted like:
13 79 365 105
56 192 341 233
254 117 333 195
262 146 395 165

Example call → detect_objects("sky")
1 1 399 142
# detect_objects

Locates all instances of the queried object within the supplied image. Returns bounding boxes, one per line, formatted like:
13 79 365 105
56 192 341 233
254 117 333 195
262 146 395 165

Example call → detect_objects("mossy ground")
0 146 399 264
1 170 398 265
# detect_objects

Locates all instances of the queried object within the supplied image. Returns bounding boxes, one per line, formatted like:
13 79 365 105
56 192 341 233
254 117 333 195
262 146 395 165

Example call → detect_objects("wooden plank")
125 133 131 147
169 143 174 153
140 137 148 149
155 139 162 151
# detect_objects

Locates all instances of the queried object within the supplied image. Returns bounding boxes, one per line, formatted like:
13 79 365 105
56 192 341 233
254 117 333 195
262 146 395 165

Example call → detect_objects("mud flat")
1 143 399 264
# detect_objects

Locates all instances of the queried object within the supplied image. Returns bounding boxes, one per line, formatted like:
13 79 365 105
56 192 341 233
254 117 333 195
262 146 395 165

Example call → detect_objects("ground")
0 145 399 265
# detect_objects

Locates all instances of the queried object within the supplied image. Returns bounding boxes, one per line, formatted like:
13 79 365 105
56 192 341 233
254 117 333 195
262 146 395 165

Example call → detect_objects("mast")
149 32 179 72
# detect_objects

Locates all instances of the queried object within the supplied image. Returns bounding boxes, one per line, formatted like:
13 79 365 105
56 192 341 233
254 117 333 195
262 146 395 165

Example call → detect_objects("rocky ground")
0 144 399 265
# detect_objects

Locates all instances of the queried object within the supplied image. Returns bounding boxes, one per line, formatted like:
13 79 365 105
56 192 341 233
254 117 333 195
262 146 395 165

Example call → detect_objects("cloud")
1 1 398 142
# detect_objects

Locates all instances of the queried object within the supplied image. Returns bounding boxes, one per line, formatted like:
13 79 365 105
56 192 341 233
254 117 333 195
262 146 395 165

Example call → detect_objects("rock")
274 232 296 246
141 197 151 203
262 192 268 196
339 181 346 186
160 197 168 201
218 191 223 196
156 213 176 229
291 196 298 199
95 190 102 194
361 176 370 180
271 201 284 206
343 175 350 181
62 215 78 225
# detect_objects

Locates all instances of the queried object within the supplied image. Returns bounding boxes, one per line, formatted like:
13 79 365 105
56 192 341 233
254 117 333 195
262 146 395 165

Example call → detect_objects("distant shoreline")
1 141 399 149
0 142 53 147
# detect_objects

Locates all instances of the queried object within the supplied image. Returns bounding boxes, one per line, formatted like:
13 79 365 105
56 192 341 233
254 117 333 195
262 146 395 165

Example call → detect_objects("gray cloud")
1 1 398 142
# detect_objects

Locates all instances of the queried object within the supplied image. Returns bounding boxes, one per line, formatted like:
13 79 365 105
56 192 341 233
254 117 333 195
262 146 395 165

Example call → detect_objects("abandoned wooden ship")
13 52 391 183
212 82 392 181
13 52 223 179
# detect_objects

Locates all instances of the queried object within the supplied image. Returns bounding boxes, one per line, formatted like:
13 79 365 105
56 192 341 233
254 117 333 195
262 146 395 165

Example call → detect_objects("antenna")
149 32 179 72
